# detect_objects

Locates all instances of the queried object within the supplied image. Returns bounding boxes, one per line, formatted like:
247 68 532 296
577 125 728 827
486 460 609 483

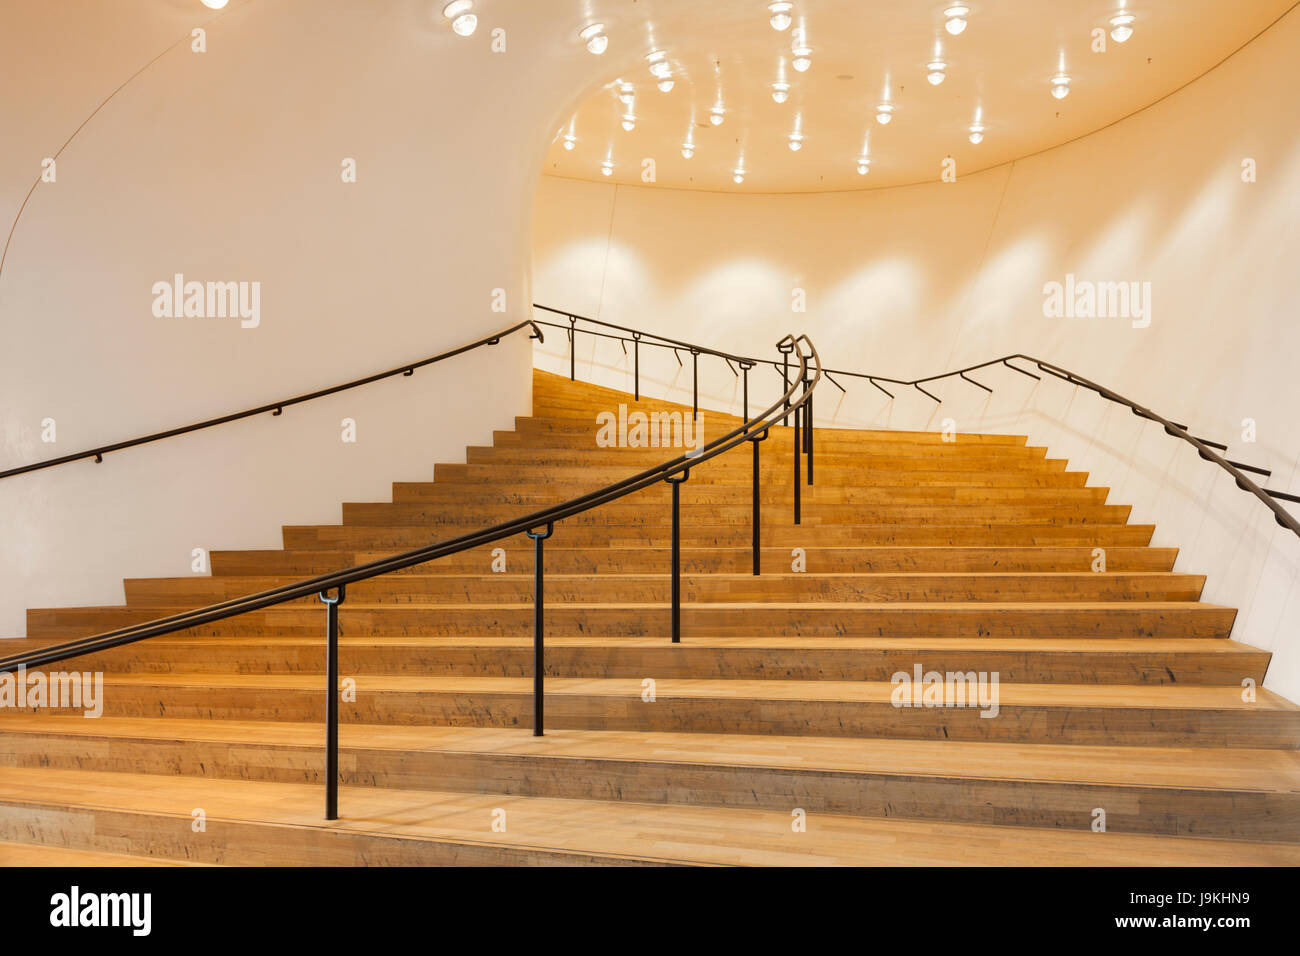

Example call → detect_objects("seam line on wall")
0 3 246 281
594 182 619 321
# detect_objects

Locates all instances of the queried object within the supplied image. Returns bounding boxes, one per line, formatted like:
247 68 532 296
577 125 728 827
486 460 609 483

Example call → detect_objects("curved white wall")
534 8 1300 698
0 0 624 637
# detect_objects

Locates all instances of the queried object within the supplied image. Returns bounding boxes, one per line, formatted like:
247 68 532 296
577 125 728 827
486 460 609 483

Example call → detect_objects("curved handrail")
821 352 1299 538
0 319 545 481
0 331 821 673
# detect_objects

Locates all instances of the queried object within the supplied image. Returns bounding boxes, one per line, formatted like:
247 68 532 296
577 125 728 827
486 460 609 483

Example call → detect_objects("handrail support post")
318 585 346 821
525 524 554 735
665 470 691 643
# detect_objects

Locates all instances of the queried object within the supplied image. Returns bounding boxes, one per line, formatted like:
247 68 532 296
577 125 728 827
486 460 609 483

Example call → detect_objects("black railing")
0 320 545 481
817 353 1299 539
0 316 822 821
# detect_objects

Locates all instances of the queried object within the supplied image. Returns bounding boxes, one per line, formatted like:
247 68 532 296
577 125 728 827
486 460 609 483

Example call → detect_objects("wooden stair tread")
5 716 1299 793
74 673 1297 710
2 765 1295 866
52 635 1265 652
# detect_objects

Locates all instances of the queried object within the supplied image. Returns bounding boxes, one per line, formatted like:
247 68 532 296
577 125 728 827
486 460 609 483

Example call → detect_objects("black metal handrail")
532 304 808 422
0 319 821 819
0 320 546 481
816 352 1299 538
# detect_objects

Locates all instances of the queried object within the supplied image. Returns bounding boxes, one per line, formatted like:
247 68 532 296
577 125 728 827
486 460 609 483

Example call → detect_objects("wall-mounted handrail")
0 320 545 481
818 351 1298 538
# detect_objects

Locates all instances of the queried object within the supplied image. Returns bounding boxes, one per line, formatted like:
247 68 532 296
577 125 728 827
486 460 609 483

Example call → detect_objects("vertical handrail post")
318 584 346 821
665 469 690 643
793 403 802 525
632 332 642 401
740 362 752 430
751 429 769 575
781 351 791 417
690 349 700 421
568 316 577 381
525 523 554 735
804 372 814 486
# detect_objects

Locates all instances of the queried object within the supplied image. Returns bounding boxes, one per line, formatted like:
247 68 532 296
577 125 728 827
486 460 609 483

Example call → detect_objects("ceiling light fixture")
1050 72 1071 99
733 168 746 184
875 103 894 125
646 50 673 79
788 132 804 151
579 23 608 55
943 4 969 35
600 160 614 177
710 107 726 126
201 0 229 8
792 46 812 72
621 113 636 132
772 82 791 104
968 123 985 144
442 1 477 37
856 158 871 175
681 142 695 159
926 60 947 85
768 2 794 31
1109 12 1135 43
617 82 635 105
658 78 675 93
562 134 577 151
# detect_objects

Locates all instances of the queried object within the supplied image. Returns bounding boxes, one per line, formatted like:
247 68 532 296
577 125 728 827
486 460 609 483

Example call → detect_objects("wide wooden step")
123 571 1206 607
336 501 1133 528
280 523 1156 550
26 600 1235 640
515 415 1029 445
209 545 1179 577
9 675 1294 747
464 446 1062 471
493 431 1044 459
26 635 1267 685
1 718 1296 842
430 463 1092 488
0 766 1296 865
394 482 1112 506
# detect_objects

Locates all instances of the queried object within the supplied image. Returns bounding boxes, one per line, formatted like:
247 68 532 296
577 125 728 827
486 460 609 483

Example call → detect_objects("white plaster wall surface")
533 8 1300 698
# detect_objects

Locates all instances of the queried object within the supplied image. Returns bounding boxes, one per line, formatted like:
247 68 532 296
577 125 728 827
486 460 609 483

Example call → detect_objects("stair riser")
10 690 1292 747
432 464 1090 488
281 525 1156 550
210 546 1179 577
52 643 1267 685
124 573 1205 606
2 734 1290 842
394 486 1111 506
514 418 1027 447
493 434 1044 459
27 605 1235 640
465 449 1060 471
338 502 1133 527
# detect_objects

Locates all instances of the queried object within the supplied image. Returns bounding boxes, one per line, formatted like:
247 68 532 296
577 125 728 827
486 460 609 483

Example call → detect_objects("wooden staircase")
1 368 1298 866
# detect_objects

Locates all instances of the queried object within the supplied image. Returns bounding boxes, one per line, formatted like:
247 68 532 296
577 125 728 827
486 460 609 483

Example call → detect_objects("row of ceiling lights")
565 2 1139 185
202 0 487 33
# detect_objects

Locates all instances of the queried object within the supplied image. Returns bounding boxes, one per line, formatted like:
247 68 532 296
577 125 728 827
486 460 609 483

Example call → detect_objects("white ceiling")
544 0 1295 193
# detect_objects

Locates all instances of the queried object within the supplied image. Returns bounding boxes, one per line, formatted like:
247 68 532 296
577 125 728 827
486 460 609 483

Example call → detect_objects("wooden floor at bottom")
1 766 1297 866
0 843 209 866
